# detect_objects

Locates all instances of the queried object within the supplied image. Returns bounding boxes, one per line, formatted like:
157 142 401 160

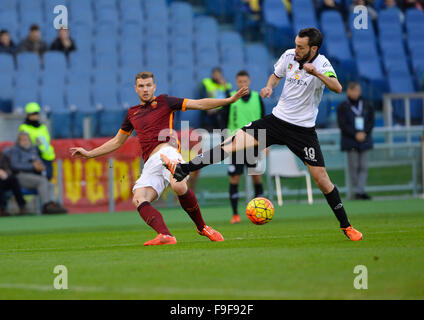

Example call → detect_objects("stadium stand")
263 0 292 53
320 10 355 83
0 0 423 140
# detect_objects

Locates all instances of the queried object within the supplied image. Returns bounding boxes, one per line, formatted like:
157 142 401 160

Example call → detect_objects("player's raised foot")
198 225 224 242
160 154 188 182
230 214 241 224
341 226 363 241
144 234 177 246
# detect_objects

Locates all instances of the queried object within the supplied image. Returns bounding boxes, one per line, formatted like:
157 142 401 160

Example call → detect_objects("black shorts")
227 152 259 176
241 114 325 167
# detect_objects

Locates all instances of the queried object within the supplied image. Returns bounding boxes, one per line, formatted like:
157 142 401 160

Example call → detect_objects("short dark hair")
135 71 155 83
30 24 40 32
347 81 361 90
0 29 8 36
212 67 222 74
236 70 250 78
298 28 323 49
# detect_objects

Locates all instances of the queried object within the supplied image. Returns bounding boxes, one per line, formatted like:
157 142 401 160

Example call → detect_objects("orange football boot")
198 225 224 242
160 154 188 182
341 226 363 241
230 214 241 224
144 234 177 246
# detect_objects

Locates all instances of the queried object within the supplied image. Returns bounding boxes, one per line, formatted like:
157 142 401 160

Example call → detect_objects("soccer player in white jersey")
162 28 362 241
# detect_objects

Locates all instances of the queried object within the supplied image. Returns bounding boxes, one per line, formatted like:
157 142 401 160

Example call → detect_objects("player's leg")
347 150 360 199
228 150 244 223
251 174 264 197
282 124 362 241
133 186 176 246
229 172 242 223
357 150 371 199
161 129 259 182
169 176 224 241
306 164 362 241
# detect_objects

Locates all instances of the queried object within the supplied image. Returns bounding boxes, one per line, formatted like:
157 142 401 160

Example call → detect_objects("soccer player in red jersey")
70 71 248 246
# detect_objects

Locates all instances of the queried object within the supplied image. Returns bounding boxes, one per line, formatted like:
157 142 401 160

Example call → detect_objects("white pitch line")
0 230 415 254
0 283 292 298
0 235 302 253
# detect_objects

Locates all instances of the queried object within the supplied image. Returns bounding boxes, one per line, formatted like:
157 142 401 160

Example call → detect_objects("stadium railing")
192 127 423 207
264 127 423 203
108 127 420 210
383 92 424 129
2 123 422 213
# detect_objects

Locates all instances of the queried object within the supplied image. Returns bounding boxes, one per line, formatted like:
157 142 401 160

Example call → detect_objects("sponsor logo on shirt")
287 77 308 86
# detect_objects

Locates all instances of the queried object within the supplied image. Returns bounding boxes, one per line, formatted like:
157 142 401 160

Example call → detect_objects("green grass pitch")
0 198 423 300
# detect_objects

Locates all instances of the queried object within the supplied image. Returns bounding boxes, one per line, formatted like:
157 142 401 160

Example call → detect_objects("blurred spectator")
283 0 292 13
384 0 405 22
19 102 56 181
0 29 17 55
350 0 378 22
401 0 424 10
240 0 263 15
18 24 47 56
199 67 232 131
0 150 27 217
319 0 344 14
337 82 375 200
50 28 76 56
237 0 264 41
7 131 67 214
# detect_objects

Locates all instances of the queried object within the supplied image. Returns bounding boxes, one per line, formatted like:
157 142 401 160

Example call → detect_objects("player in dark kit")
71 71 248 246
162 28 363 241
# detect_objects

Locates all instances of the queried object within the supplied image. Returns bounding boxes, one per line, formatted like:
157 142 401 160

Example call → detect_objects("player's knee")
252 174 262 184
132 195 149 208
171 180 188 196
229 175 240 184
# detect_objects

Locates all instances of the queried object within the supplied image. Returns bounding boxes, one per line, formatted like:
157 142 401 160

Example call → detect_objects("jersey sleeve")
164 95 188 112
119 111 134 136
273 50 289 79
319 57 337 79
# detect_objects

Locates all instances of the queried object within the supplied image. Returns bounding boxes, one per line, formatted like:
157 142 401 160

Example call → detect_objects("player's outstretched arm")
70 131 129 159
260 74 281 98
185 87 249 111
303 63 342 93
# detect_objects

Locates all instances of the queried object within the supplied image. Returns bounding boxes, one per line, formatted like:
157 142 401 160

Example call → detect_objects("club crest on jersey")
288 63 293 70
151 101 158 108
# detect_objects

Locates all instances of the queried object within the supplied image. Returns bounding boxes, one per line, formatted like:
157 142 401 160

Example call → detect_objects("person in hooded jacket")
19 102 55 180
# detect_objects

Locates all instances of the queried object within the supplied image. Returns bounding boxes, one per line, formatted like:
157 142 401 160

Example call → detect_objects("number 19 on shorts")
304 147 315 161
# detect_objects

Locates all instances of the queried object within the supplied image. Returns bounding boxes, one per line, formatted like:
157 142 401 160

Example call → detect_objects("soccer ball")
246 197 274 225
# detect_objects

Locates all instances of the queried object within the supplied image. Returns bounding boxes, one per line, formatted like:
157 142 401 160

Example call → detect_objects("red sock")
137 202 172 236
178 189 206 231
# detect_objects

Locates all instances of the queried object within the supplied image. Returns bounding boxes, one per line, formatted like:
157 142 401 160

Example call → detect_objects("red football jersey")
119 94 188 162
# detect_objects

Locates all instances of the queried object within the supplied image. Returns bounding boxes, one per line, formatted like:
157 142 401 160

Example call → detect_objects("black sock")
254 183 264 197
229 183 239 215
324 186 351 228
181 144 230 173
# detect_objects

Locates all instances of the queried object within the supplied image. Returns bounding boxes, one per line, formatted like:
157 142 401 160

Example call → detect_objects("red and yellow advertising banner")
0 130 201 213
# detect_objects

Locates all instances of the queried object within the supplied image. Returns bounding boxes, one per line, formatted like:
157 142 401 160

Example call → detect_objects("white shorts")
132 146 184 200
